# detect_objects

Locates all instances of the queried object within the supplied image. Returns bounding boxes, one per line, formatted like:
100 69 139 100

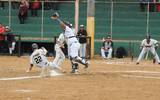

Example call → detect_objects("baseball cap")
5 26 10 29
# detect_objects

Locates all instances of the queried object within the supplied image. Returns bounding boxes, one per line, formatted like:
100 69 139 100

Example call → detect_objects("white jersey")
57 33 65 45
30 47 48 68
72 28 76 35
141 38 158 48
64 26 78 45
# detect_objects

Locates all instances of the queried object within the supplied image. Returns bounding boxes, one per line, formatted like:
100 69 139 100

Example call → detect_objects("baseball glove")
52 12 59 18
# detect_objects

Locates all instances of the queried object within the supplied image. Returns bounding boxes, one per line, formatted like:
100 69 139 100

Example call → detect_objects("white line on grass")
122 74 160 80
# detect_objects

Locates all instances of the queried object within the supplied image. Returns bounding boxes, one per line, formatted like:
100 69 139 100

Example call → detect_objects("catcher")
51 12 89 74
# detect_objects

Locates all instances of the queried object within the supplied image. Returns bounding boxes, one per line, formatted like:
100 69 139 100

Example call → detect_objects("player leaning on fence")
51 12 90 74
136 35 160 65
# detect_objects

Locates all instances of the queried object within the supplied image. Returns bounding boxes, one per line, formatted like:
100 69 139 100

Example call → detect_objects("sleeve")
85 30 87 36
102 42 105 48
65 26 72 34
153 39 158 44
140 39 145 47
57 34 64 43
41 47 47 55
30 54 33 64
77 30 80 36
152 39 158 47
111 41 113 48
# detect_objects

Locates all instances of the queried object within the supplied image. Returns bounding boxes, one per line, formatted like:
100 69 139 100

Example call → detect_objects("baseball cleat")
153 59 156 64
136 62 139 65
84 61 90 69
70 69 79 74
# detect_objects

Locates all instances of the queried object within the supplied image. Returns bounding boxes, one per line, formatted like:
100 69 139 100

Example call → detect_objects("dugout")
0 36 91 59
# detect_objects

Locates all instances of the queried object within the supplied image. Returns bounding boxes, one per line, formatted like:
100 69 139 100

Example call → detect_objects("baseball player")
27 43 61 77
53 33 65 68
51 12 89 74
101 36 113 59
136 36 160 64
5 26 16 54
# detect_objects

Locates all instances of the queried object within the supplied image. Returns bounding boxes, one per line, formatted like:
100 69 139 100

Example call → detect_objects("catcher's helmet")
32 43 38 50
63 21 71 27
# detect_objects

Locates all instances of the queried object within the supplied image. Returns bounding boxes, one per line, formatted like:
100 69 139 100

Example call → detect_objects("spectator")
149 0 156 12
12 0 20 9
156 0 160 12
50 0 59 10
0 23 7 53
0 1 5 9
139 0 147 11
43 0 59 10
101 36 113 59
18 0 29 24
5 26 16 55
77 25 88 59
30 0 41 17
44 0 51 10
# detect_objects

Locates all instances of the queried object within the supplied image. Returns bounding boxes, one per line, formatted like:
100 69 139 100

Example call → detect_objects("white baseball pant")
137 47 160 63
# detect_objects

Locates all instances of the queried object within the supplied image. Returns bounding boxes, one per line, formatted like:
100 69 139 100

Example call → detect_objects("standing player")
53 33 65 68
136 36 160 64
27 43 61 77
51 12 89 74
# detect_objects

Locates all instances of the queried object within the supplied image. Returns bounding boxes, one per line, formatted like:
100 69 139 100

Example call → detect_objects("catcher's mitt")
52 12 59 18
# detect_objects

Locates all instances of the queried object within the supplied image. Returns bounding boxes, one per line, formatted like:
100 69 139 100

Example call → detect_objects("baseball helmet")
32 43 38 50
63 21 71 27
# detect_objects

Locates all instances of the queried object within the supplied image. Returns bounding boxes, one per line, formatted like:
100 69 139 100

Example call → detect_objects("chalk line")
0 76 41 81
122 74 160 80
0 70 64 81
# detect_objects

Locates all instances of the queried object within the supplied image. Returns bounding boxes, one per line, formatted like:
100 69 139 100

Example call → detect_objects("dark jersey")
77 30 87 43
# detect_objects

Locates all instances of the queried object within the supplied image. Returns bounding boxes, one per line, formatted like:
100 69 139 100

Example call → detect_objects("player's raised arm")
51 12 66 30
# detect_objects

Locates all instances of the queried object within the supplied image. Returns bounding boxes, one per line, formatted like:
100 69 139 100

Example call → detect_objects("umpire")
77 25 88 59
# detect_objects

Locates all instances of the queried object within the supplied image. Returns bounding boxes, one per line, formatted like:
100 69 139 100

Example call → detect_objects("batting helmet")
32 43 38 50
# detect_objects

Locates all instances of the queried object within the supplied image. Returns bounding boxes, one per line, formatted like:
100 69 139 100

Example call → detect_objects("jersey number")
34 56 42 64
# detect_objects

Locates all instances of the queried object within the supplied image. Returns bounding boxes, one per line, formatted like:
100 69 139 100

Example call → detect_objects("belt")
145 46 151 47
69 36 76 39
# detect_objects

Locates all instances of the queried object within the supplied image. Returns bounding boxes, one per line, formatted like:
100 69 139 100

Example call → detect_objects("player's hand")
26 69 30 73
51 12 59 20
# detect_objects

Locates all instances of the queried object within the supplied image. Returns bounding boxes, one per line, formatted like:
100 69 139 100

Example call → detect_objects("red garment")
0 27 6 41
157 3 160 12
32 0 41 9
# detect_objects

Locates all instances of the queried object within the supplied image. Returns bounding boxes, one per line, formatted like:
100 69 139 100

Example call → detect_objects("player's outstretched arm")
51 12 66 30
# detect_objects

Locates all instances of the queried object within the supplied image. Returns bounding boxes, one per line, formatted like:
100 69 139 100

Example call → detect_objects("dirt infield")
0 56 160 100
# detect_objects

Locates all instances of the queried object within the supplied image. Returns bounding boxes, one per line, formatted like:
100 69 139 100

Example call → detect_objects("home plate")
50 70 64 76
